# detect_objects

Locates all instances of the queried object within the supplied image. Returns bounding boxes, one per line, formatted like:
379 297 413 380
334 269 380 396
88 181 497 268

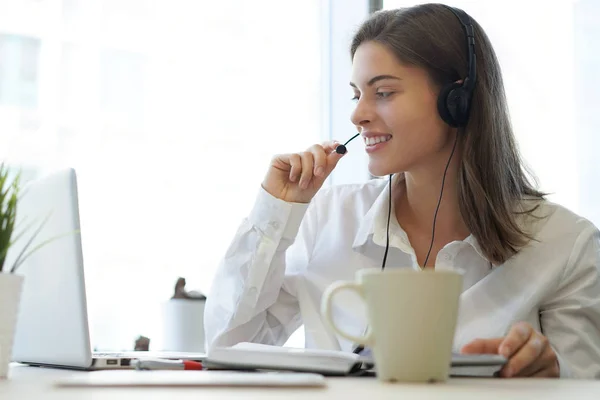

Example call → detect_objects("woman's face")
350 41 452 177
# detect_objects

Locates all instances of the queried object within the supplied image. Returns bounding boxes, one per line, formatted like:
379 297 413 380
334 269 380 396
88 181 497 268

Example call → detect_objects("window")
0 34 40 108
381 0 600 227
0 0 371 351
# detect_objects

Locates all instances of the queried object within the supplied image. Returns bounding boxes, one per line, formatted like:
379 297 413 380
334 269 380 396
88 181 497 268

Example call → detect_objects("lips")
362 134 392 154
364 135 392 146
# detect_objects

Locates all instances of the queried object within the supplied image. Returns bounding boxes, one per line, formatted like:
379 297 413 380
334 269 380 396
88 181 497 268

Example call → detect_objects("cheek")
379 95 449 158
380 95 439 136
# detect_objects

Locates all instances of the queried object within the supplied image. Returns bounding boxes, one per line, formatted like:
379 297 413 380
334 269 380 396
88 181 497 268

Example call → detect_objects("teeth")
365 135 391 146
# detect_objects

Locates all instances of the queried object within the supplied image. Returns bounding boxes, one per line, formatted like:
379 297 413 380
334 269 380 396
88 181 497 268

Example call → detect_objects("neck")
393 139 469 240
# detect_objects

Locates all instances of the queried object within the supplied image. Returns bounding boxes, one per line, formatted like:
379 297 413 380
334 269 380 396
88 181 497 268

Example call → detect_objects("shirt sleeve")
541 222 600 379
203 186 317 352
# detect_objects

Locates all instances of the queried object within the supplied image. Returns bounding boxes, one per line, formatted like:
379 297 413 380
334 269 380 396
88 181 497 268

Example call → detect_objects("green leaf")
0 165 74 275
7 211 52 273
0 164 20 272
0 215 34 265
10 229 80 274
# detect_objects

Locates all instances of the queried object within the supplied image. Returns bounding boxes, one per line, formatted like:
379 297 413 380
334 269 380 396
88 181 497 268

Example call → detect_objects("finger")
321 140 342 154
288 154 301 182
517 346 556 377
308 144 327 178
461 338 504 354
323 147 346 174
501 332 547 378
531 362 560 378
298 151 314 190
498 322 533 359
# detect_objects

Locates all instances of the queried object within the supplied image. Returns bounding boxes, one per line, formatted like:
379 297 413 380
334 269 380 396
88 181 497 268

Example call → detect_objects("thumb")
324 147 345 175
461 338 504 354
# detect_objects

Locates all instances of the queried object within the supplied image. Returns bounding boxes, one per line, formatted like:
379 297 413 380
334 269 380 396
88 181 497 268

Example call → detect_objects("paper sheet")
54 370 327 388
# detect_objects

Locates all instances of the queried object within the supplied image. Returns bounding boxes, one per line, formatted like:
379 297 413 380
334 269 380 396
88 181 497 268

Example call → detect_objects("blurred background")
0 0 597 350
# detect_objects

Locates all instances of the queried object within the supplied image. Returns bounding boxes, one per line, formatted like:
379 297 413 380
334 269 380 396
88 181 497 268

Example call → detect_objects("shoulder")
529 201 600 313
528 200 598 243
507 200 599 294
520 200 600 274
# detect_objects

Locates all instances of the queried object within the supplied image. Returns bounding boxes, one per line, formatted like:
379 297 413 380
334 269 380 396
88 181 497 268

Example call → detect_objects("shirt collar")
352 174 492 265
463 234 490 263
352 175 396 250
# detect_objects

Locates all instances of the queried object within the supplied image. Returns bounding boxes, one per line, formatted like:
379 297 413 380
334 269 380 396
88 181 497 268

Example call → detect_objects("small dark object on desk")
172 277 207 300
134 335 150 351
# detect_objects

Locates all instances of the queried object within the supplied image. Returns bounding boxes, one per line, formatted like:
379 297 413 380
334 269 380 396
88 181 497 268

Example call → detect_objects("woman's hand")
262 141 346 203
461 322 560 378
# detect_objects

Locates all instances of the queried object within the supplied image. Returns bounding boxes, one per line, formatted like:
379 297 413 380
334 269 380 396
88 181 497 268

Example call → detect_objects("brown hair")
351 4 544 264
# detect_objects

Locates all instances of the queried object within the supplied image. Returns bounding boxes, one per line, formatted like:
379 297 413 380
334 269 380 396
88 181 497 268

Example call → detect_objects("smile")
364 135 392 146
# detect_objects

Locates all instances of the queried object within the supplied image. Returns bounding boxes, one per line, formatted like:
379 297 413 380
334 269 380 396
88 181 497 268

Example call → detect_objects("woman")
204 4 600 379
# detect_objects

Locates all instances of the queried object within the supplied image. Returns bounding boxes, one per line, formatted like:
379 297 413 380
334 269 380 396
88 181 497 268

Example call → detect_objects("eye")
375 91 394 99
351 94 360 101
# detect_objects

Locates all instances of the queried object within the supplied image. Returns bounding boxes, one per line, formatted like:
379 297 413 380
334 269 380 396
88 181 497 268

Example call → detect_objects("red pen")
131 358 203 370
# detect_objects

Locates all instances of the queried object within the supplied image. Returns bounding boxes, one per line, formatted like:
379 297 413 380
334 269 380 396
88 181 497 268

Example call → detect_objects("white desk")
1 363 599 400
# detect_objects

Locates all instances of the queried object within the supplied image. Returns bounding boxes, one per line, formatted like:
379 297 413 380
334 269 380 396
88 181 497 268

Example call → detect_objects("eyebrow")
349 75 402 88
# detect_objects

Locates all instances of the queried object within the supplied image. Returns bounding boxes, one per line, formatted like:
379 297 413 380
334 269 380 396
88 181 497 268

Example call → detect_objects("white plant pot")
162 299 206 352
0 273 24 379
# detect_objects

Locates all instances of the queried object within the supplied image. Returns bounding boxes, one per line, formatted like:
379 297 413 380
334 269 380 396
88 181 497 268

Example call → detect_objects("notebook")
205 342 507 377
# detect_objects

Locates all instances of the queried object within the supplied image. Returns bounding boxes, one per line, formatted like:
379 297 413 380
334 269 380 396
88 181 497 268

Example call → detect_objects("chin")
367 159 399 178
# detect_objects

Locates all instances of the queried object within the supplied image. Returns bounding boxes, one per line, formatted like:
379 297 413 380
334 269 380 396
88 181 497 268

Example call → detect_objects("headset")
437 6 477 128
336 5 477 270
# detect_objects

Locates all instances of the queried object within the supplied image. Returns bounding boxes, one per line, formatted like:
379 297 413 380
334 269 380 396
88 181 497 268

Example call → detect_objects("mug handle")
321 281 374 346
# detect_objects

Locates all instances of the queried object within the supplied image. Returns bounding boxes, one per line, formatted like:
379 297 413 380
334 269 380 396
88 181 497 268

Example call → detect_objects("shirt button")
442 254 451 261
271 221 281 230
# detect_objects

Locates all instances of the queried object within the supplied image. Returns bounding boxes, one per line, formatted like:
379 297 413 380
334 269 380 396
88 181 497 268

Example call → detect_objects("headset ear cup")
437 82 462 127
450 87 471 127
438 83 460 126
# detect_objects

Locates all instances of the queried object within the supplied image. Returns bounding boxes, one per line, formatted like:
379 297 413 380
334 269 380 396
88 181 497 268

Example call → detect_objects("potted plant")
0 164 51 379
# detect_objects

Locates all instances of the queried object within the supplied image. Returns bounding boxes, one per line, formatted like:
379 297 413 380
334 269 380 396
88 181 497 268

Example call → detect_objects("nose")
350 97 374 129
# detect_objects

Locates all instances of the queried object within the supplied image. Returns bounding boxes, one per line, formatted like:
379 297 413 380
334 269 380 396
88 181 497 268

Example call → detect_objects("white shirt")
204 177 600 379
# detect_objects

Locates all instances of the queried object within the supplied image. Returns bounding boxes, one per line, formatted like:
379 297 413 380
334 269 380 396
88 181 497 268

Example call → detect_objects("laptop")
6 168 205 370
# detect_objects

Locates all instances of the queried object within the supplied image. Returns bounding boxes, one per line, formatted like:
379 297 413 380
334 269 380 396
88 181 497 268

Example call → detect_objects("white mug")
321 268 462 382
